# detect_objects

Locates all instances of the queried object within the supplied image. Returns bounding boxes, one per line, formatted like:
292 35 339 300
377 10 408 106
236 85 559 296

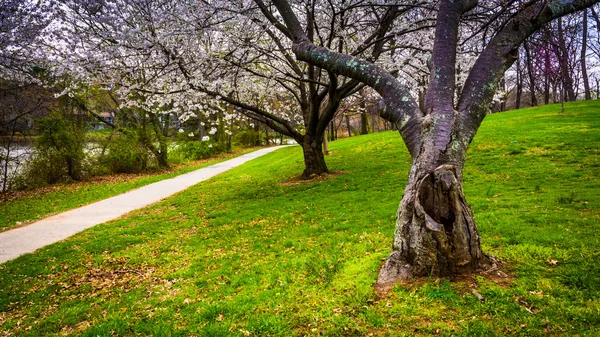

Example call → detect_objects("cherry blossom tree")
53 0 434 177
269 0 598 284
1 0 58 192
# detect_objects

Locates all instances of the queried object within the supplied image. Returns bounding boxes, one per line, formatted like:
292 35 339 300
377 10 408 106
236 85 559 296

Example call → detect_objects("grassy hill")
0 101 599 336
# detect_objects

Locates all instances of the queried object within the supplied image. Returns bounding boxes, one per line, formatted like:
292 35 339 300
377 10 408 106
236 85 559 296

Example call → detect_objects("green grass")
0 101 599 336
0 147 260 232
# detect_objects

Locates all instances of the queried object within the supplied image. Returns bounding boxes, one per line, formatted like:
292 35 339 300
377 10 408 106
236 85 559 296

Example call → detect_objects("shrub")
233 129 261 147
16 113 87 189
172 141 215 161
98 133 149 174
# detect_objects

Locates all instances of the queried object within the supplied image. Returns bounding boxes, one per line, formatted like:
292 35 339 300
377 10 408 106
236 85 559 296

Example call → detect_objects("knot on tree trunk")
377 165 489 286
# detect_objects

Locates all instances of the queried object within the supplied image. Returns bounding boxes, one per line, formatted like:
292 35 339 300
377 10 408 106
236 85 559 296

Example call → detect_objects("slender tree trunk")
499 76 506 112
329 121 335 140
561 81 565 113
544 45 551 104
582 10 592 100
359 89 369 135
515 54 523 109
524 42 538 106
557 18 577 101
301 133 328 177
1 121 17 194
265 127 270 145
345 114 352 137
1 144 10 194
148 113 169 168
360 108 369 135
253 122 261 146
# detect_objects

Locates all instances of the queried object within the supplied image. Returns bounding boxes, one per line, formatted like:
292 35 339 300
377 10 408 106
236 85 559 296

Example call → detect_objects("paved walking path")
0 146 287 264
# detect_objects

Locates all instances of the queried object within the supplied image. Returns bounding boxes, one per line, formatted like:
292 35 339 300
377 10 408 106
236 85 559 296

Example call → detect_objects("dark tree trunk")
196 116 206 139
265 127 271 145
329 121 335 140
143 113 169 169
253 123 261 146
582 10 592 100
524 42 538 106
499 76 506 112
301 133 328 177
557 18 576 101
1 121 18 194
515 54 523 109
544 78 550 104
544 44 551 104
345 114 352 137
360 106 369 135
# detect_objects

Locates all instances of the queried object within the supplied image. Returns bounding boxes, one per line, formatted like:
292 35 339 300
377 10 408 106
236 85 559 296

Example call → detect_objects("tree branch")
271 0 422 157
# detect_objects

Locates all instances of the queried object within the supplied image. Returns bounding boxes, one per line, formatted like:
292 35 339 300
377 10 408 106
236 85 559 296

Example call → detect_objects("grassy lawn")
0 101 599 336
0 147 261 232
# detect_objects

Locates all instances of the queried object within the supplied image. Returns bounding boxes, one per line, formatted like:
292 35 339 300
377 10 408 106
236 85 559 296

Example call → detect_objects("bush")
171 141 215 161
16 113 87 189
233 129 261 147
171 140 230 162
98 133 149 174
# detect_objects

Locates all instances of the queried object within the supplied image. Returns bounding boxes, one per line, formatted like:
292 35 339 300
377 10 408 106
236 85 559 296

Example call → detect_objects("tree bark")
582 10 592 100
345 114 352 137
378 150 490 284
148 113 169 168
524 42 538 106
557 18 576 101
515 54 523 109
301 133 328 177
360 109 369 135
329 121 335 141
544 45 551 104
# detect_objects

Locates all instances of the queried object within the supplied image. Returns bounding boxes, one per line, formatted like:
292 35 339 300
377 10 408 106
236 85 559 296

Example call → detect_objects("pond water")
0 145 32 191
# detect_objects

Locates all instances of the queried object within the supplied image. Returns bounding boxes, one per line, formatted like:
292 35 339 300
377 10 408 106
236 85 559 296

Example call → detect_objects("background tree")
0 0 57 193
54 0 434 177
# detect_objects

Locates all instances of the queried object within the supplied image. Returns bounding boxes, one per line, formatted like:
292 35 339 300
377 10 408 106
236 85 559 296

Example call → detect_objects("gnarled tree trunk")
377 133 489 284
